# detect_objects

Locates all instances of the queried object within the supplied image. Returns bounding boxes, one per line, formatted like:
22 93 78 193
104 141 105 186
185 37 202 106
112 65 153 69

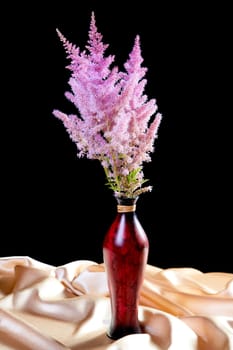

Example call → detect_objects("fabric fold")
0 256 232 349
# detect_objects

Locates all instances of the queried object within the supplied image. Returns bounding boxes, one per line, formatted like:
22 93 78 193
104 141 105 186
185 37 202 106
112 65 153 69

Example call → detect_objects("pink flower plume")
53 12 162 197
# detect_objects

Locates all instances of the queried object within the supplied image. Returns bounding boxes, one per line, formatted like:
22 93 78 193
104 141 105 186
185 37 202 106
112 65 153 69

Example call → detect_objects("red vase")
103 194 149 339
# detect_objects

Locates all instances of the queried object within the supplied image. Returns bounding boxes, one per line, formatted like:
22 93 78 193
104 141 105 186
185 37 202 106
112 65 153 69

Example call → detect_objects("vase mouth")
114 192 139 207
114 192 139 200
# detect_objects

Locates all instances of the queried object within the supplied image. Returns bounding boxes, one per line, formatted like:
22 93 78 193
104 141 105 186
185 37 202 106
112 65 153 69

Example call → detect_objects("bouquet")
53 12 162 198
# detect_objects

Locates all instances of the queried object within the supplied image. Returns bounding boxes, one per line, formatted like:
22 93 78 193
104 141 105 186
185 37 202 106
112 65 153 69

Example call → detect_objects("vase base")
107 325 142 340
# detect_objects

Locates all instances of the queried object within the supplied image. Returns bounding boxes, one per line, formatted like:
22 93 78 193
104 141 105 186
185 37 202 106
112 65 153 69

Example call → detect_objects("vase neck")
114 194 138 213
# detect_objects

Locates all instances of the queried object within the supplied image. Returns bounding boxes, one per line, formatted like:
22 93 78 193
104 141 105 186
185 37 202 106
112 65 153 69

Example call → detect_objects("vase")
103 193 149 340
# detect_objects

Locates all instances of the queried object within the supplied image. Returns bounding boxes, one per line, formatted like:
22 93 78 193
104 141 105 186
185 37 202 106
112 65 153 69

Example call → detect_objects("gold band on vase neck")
117 204 136 213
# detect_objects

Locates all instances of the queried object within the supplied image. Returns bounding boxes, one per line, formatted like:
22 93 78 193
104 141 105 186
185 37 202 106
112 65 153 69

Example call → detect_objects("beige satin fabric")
0 257 232 349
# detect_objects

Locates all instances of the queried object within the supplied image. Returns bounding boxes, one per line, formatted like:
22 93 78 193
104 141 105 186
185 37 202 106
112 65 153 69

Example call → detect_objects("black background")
1 1 232 272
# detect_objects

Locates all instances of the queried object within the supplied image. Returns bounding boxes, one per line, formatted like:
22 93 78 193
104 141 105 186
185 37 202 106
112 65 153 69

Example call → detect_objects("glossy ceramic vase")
103 194 149 339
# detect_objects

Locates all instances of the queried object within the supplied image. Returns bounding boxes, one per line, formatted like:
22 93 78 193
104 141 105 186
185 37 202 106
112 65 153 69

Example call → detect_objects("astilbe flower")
53 12 162 198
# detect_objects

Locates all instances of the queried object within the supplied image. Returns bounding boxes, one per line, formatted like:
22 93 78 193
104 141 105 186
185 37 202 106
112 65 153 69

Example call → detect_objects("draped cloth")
0 256 232 349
